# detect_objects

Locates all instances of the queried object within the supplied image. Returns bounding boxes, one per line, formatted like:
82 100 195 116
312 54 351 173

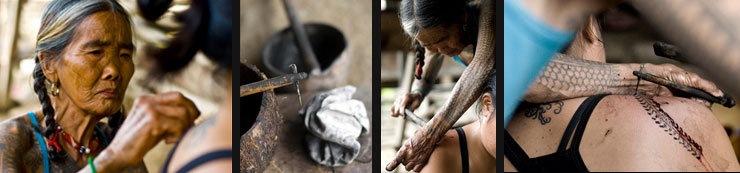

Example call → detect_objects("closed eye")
120 53 131 58
89 50 102 55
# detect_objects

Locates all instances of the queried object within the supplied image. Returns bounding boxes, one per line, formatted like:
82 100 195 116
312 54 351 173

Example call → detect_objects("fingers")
398 95 408 117
390 100 399 117
413 163 424 172
406 93 421 111
386 144 408 171
148 92 201 120
665 71 724 97
390 94 413 117
693 75 724 97
153 105 195 142
691 97 713 108
658 64 724 97
405 161 416 171
149 110 191 144
129 93 199 144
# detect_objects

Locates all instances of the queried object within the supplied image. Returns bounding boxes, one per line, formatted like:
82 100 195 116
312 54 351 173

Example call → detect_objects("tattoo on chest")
181 116 218 148
634 93 714 171
522 101 563 125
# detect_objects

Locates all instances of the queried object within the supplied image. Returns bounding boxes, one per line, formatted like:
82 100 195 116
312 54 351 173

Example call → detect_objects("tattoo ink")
633 93 714 171
534 54 622 101
522 101 563 125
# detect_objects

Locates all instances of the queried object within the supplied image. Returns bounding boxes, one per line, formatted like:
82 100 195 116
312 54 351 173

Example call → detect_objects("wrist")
94 149 123 172
410 88 423 95
410 88 425 99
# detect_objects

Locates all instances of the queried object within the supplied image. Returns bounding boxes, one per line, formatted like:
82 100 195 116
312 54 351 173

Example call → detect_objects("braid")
31 55 66 161
414 40 426 79
31 0 133 161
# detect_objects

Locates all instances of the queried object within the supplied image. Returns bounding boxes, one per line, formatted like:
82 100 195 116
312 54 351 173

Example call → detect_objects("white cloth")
300 86 369 167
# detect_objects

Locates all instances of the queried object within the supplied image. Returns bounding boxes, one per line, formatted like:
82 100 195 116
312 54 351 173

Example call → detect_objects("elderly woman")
386 0 495 171
0 0 202 172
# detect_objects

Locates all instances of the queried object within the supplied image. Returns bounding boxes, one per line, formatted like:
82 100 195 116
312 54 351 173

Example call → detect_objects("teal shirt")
503 0 575 128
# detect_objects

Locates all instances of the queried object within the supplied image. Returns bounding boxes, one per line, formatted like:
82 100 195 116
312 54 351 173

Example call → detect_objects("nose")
101 60 120 81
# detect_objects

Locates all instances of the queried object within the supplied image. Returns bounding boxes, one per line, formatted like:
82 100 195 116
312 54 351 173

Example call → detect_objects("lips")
97 89 118 98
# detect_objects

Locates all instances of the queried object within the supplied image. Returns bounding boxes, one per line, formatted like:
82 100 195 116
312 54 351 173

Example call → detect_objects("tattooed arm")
0 118 32 172
390 52 445 117
631 0 740 98
386 0 495 171
522 53 723 103
413 52 445 98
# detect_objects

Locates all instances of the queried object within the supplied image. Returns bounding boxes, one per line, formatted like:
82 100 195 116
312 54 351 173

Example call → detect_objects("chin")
91 101 122 116
445 49 463 57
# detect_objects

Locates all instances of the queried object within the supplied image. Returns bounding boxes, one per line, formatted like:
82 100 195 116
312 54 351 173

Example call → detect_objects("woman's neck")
216 78 232 134
463 122 496 170
211 74 232 142
49 94 103 162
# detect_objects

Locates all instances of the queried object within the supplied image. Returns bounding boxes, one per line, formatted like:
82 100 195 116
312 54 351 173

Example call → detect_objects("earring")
45 79 60 96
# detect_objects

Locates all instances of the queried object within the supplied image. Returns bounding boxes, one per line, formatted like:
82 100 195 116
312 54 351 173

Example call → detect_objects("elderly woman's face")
416 24 466 57
55 11 134 115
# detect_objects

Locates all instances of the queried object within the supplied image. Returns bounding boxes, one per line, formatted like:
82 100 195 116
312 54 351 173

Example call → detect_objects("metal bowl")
262 23 347 77
240 64 282 173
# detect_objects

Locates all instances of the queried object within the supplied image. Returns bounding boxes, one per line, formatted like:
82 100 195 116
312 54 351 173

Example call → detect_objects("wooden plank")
0 0 22 111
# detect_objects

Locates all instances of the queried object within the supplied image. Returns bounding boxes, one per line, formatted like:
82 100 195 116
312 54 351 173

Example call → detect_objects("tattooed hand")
644 63 724 97
386 129 438 172
524 54 723 103
390 92 424 117
80 92 200 172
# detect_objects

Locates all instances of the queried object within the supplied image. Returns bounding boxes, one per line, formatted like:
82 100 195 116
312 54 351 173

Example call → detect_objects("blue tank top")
503 0 575 128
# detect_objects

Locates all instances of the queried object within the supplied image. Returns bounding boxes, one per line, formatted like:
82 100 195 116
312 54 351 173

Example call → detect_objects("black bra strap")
557 94 607 152
176 150 232 172
569 94 606 152
504 130 531 172
455 127 469 173
566 94 607 172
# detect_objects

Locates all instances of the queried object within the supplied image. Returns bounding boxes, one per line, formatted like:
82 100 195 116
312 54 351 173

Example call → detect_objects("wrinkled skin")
0 11 200 172
387 0 495 171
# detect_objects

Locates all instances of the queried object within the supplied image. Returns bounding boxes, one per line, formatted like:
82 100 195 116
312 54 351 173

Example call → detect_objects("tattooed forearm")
425 0 494 140
413 52 444 97
634 93 714 171
524 54 661 103
631 0 740 96
520 101 563 125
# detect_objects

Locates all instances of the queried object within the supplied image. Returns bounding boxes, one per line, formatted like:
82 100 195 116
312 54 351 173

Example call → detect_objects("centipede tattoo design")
634 93 714 171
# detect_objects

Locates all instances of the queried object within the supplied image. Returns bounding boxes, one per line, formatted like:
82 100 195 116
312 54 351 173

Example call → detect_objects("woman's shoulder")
0 112 39 152
420 129 462 173
0 112 38 134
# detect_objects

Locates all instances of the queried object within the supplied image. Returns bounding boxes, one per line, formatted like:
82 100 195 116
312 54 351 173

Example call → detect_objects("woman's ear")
38 51 58 82
481 93 494 120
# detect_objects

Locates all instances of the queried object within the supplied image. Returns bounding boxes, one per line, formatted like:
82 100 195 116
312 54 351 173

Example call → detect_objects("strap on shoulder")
27 112 50 173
